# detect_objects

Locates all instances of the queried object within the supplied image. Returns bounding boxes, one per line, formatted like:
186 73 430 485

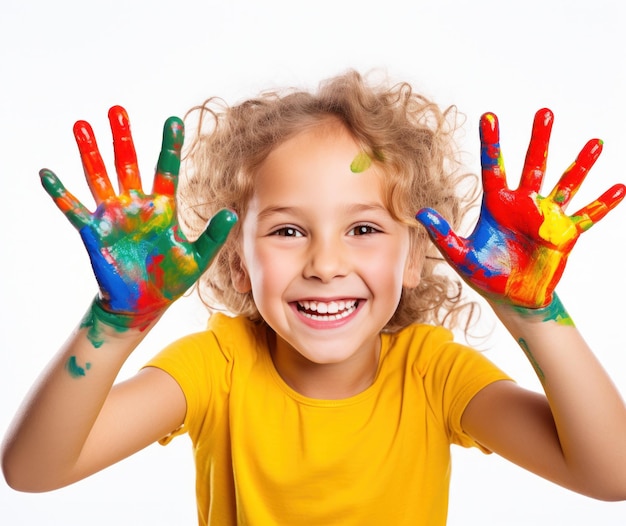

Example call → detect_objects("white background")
1 0 626 524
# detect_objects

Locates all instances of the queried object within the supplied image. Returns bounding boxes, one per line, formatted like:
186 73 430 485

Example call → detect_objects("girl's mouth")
296 299 359 321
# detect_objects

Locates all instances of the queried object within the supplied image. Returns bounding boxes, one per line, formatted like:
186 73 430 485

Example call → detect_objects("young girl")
3 71 626 525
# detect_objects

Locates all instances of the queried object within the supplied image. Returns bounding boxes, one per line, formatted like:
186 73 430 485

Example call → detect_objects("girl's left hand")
416 108 626 308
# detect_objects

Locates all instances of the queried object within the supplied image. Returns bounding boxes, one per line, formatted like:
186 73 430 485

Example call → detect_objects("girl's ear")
402 239 424 289
229 251 252 293
402 256 422 289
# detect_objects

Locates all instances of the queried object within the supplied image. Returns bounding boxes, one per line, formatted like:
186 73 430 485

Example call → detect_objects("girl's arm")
1 107 236 492
2 310 186 492
417 108 626 499
464 298 626 500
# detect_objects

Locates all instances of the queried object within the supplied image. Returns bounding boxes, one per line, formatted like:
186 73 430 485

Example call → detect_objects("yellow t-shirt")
145 313 510 525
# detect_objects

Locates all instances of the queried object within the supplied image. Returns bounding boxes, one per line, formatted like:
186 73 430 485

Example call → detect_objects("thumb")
194 209 238 268
416 207 467 264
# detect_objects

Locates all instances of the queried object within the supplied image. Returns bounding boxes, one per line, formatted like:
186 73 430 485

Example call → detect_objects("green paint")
66 356 91 378
39 169 62 197
80 299 134 348
350 152 372 173
80 307 105 348
156 116 184 175
518 338 545 382
541 294 575 326
513 293 575 326
194 209 239 265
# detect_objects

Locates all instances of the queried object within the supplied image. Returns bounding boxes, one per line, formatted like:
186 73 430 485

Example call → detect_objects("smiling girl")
3 71 626 525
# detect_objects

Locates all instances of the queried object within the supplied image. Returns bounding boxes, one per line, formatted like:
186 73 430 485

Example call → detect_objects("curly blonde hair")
179 70 478 333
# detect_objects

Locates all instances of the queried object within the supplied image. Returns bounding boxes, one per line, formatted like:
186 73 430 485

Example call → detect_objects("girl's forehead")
268 122 381 182
238 118 401 219
258 126 374 182
249 173 390 227
269 117 356 154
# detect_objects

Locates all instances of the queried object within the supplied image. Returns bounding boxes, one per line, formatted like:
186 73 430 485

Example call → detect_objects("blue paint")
79 226 139 312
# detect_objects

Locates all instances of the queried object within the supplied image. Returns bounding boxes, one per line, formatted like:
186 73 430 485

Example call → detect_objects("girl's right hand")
40 106 237 328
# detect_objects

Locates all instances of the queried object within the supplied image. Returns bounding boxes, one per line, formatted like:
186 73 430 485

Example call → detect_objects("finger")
193 209 238 269
415 207 468 264
519 108 553 193
479 112 507 194
108 105 142 193
73 120 115 205
572 183 626 233
153 116 184 197
39 168 92 230
548 139 603 208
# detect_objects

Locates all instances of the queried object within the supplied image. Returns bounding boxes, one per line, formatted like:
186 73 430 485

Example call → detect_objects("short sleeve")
410 326 513 453
437 341 512 451
142 327 233 445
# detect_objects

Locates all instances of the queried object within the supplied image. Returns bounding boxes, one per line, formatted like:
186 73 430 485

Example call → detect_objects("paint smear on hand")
350 152 372 173
537 198 578 246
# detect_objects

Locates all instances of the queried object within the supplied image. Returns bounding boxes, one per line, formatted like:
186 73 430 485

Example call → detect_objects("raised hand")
416 108 625 308
40 106 237 327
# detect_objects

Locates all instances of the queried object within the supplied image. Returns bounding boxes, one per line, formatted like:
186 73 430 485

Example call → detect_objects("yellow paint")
506 246 561 307
350 152 372 173
575 199 607 232
537 198 578 246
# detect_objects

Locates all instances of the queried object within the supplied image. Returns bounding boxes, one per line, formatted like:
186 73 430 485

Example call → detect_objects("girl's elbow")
2 466 61 493
2 458 37 493
2 460 30 493
1 449 60 493
577 477 626 502
594 488 626 503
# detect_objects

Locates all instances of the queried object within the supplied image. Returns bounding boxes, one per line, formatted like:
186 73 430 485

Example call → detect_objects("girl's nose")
303 236 349 283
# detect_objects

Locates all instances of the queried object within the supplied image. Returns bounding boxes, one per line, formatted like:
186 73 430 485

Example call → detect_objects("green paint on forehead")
350 152 372 173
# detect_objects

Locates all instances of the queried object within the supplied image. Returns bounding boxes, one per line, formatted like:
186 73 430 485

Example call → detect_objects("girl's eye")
271 227 303 237
349 224 380 236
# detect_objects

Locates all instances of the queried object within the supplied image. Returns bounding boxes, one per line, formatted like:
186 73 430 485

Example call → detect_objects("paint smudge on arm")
66 356 91 378
513 293 574 383
513 293 575 326
518 338 545 382
79 297 156 348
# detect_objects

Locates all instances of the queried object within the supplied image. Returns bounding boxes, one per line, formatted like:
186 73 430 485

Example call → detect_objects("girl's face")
235 122 421 392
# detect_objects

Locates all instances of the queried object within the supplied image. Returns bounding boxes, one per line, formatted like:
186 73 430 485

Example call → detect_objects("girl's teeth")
297 300 357 320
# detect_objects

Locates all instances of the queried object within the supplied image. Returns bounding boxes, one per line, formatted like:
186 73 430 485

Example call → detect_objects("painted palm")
417 109 625 308
40 106 236 324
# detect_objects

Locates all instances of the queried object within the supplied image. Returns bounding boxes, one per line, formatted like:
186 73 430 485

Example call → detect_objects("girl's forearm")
1 301 158 492
490 296 626 497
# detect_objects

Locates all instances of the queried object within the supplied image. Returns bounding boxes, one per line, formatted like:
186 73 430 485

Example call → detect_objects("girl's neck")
269 333 381 400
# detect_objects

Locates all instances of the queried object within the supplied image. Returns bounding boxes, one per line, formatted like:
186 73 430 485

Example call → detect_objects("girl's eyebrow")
346 203 390 215
257 202 390 220
256 206 299 221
